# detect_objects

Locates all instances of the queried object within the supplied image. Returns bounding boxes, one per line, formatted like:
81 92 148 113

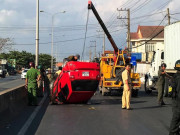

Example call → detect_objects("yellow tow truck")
88 1 141 96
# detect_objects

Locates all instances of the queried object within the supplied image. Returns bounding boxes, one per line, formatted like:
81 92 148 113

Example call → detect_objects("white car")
21 69 29 79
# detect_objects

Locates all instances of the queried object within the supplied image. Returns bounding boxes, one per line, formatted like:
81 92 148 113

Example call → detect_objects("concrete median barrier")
0 84 28 120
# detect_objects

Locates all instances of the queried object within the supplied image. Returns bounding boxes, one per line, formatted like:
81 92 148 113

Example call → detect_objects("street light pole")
90 41 96 58
40 10 66 73
35 0 39 68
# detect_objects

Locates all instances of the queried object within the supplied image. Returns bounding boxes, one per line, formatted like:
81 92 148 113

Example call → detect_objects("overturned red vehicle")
50 61 100 104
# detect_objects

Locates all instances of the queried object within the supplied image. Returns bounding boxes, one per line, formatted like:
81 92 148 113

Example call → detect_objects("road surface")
0 74 24 92
0 89 173 135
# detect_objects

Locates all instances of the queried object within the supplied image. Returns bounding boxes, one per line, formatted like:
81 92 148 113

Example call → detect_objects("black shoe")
161 102 166 105
122 107 126 109
127 108 133 110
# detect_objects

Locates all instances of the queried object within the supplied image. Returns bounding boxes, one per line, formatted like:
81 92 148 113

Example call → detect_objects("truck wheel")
132 89 138 97
145 78 152 94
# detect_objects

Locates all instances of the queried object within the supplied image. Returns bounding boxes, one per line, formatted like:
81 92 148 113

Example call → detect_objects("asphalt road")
0 89 173 135
0 74 25 92
35 91 172 135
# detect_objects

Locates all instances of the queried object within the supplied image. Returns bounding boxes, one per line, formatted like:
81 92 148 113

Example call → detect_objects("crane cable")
81 10 90 61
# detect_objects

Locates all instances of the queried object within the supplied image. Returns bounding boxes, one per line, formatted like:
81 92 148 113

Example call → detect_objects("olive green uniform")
26 67 40 105
169 73 180 135
156 69 166 104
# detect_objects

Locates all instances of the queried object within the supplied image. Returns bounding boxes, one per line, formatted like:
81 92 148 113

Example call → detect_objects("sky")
0 0 179 62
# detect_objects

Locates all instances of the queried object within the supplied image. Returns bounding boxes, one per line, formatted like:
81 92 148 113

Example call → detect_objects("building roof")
130 25 164 40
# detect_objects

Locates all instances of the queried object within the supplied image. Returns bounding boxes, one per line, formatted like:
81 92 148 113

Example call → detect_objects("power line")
130 15 166 50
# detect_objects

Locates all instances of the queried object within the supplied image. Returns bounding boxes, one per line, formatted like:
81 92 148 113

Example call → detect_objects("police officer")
156 63 171 106
25 62 41 106
169 60 180 135
122 63 132 110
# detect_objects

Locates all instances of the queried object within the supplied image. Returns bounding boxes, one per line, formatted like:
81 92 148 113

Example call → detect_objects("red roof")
130 25 164 40
56 62 63 67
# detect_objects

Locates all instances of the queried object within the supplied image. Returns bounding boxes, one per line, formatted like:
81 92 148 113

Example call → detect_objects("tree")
0 38 14 52
39 53 52 69
0 51 54 70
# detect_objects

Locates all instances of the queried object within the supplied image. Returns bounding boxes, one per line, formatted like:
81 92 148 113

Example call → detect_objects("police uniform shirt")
26 67 40 83
122 69 131 85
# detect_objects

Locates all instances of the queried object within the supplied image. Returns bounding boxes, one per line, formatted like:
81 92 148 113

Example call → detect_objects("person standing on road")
25 62 41 106
122 63 132 110
156 63 171 106
169 60 180 135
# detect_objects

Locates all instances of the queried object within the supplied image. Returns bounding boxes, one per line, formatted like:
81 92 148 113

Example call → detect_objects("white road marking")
17 93 47 135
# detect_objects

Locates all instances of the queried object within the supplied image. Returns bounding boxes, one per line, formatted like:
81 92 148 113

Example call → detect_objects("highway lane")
35 91 172 135
0 89 173 135
0 74 25 92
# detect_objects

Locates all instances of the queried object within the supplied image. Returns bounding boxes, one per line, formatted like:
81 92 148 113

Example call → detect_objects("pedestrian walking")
169 60 180 135
122 63 132 110
25 62 41 106
156 63 171 106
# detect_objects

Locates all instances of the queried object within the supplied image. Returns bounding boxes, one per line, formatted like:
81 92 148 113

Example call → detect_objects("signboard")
131 56 137 66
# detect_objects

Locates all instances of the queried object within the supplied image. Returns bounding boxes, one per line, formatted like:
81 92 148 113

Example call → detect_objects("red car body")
51 61 100 103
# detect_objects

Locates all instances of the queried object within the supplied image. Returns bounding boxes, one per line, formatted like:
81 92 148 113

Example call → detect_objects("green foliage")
39 53 52 69
0 51 53 70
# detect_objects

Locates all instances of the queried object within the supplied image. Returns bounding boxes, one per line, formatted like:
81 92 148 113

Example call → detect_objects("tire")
132 89 138 97
145 78 152 94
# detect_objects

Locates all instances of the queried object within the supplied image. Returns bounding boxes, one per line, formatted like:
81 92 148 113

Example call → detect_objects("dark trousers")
169 107 180 135
157 83 165 103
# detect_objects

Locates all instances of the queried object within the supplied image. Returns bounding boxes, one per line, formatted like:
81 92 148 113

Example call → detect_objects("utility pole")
89 47 92 62
35 0 39 68
167 8 170 25
103 32 105 54
51 15 54 73
90 41 96 58
117 8 130 53
96 30 105 55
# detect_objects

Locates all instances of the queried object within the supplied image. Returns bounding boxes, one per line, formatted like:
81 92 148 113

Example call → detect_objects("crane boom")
88 1 119 53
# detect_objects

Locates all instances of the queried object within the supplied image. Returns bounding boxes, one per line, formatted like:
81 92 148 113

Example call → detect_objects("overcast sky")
0 0 179 61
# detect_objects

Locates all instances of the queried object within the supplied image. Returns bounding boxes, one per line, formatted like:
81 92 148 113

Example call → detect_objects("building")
130 25 164 54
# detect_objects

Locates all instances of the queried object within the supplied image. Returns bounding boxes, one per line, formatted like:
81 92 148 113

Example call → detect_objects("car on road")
21 69 29 79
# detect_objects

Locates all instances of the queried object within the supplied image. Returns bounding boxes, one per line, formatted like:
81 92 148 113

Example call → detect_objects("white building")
130 25 164 54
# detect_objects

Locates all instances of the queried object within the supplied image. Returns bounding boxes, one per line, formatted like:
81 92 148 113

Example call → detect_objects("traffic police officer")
122 63 132 110
156 63 171 106
169 60 180 135
25 62 41 106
